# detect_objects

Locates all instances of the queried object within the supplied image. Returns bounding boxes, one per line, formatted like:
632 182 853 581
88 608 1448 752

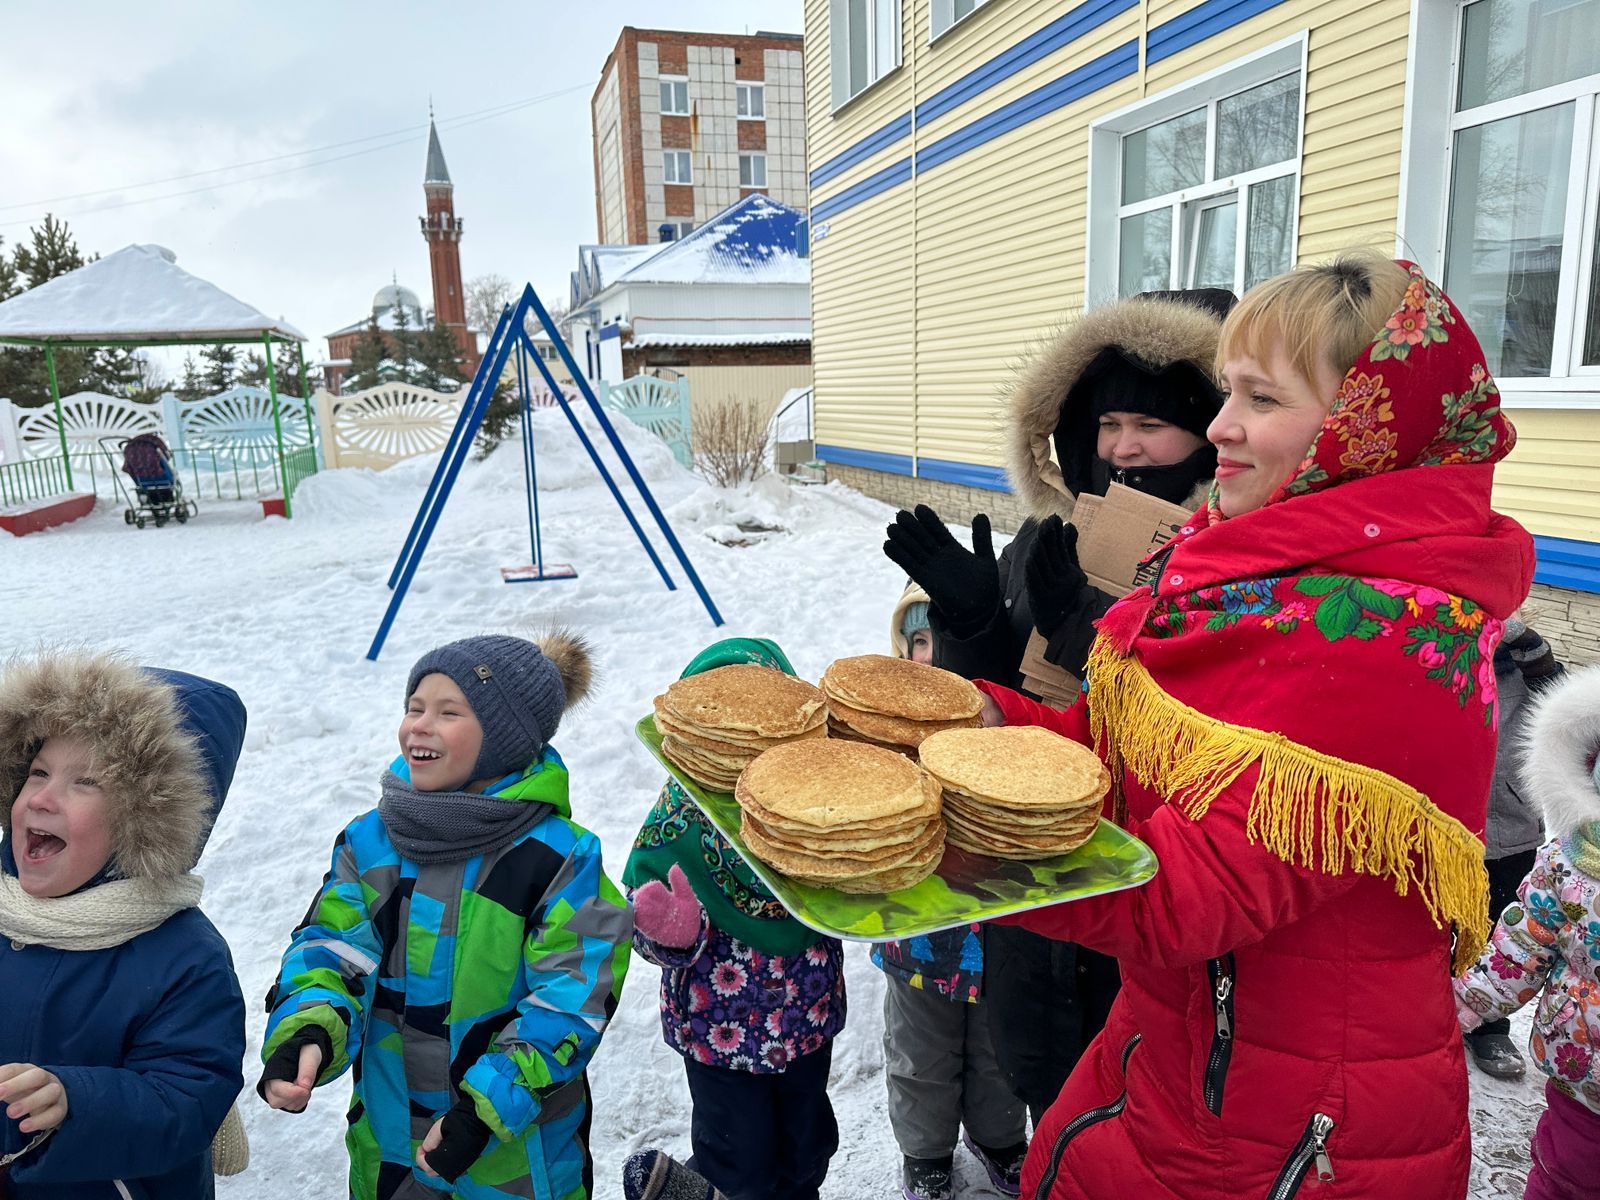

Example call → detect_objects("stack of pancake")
820 655 983 756
736 740 946 894
918 726 1108 860
653 664 828 791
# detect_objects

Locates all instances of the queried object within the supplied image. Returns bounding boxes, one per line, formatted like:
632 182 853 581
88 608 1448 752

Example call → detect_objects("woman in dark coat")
882 288 1233 1121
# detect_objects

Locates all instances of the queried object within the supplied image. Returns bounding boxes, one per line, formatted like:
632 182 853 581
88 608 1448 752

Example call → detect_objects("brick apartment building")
591 26 806 244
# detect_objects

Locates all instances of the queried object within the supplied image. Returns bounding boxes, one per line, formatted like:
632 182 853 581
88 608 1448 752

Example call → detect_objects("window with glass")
739 153 769 188
737 83 765 119
931 0 989 40
829 0 901 108
663 150 693 185
1114 72 1302 298
1443 0 1600 379
659 77 689 116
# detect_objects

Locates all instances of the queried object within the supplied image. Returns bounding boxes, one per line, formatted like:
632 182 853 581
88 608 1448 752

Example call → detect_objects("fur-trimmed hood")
1004 293 1229 520
890 580 932 660
0 652 247 880
1521 664 1600 837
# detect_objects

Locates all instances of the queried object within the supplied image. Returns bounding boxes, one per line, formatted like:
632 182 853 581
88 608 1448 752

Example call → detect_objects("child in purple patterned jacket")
623 639 845 1200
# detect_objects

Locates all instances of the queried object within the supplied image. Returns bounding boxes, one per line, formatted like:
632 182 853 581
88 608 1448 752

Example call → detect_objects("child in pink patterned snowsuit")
1454 665 1600 1200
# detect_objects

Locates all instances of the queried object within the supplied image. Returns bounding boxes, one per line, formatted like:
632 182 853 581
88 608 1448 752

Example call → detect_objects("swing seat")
501 563 578 583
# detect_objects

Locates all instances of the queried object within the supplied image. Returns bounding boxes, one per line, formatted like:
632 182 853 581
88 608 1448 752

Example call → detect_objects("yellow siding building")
806 0 1600 591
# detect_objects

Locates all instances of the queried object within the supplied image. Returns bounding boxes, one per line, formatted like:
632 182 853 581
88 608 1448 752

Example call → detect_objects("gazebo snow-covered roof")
0 243 304 346
0 243 316 513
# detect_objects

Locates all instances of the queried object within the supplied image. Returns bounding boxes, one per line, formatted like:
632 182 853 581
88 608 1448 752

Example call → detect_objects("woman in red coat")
980 253 1535 1200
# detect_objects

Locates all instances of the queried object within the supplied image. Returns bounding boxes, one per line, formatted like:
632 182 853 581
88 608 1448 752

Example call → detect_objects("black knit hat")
406 636 568 782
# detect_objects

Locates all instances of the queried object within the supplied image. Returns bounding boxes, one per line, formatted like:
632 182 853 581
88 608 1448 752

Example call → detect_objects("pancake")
821 654 983 722
827 698 982 748
656 664 827 740
736 740 935 828
918 726 1108 811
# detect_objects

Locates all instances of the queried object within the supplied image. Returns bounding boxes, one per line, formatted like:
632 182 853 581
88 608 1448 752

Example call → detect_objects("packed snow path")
4 409 1543 1198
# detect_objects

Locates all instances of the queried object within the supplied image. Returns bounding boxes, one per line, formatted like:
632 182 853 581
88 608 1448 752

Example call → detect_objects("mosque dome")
372 283 423 316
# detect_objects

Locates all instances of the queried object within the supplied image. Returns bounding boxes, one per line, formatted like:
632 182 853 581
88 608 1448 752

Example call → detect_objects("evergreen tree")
347 320 387 392
416 321 465 392
390 302 421 384
237 350 271 388
175 355 206 403
12 214 88 290
0 237 19 302
199 343 238 394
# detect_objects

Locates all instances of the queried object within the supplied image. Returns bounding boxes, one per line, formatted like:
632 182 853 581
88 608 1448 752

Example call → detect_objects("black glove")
256 1025 333 1102
1023 515 1090 640
421 1098 494 1183
883 505 1000 634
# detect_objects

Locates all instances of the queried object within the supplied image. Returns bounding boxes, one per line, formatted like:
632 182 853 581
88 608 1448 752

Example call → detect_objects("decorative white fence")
599 375 692 467
314 384 464 471
1 388 317 502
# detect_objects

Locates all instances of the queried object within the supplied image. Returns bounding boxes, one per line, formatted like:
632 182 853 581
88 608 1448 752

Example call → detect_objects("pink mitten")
633 864 705 949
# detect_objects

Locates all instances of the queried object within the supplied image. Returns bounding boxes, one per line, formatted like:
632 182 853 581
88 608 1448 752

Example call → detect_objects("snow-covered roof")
579 244 665 294
0 243 305 345
615 195 809 286
327 300 433 340
626 331 810 347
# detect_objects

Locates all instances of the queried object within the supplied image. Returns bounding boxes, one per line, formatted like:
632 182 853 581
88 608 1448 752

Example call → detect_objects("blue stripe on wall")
918 41 1139 175
1145 0 1291 64
915 0 1138 126
812 157 914 222
817 444 916 475
1534 535 1600 595
916 457 1013 491
810 113 914 190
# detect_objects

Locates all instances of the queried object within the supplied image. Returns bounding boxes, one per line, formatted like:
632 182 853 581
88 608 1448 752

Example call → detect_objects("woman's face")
1209 346 1344 517
1095 413 1207 470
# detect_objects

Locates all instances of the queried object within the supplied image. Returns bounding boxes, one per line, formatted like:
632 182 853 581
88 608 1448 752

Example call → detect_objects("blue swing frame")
367 283 724 661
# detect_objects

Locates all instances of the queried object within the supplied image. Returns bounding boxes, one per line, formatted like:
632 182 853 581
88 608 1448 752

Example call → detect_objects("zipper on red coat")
1203 952 1236 1117
1264 1113 1337 1200
1032 1034 1142 1200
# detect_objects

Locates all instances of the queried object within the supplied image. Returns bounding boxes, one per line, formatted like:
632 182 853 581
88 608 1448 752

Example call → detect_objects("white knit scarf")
0 871 203 950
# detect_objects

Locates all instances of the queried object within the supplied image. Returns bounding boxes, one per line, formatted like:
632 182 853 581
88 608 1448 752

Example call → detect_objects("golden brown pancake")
821 655 983 722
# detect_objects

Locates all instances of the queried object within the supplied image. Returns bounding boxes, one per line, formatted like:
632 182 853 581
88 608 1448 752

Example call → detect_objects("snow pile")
6 442 1545 1199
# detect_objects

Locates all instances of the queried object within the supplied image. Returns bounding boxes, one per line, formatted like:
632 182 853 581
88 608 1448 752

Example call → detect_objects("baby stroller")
101 433 197 528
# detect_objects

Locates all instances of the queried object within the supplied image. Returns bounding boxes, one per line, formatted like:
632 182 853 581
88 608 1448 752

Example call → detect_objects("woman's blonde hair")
1216 250 1412 386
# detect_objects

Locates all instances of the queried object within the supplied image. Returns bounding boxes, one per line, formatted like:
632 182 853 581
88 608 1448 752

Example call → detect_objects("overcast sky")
0 1 804 369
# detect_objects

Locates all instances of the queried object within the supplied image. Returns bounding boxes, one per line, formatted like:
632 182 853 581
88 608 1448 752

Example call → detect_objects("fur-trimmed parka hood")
0 652 247 880
890 581 932 660
1521 664 1600 837
1004 291 1231 520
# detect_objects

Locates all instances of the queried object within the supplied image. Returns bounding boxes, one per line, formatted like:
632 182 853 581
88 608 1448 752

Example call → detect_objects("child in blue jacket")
0 651 248 1199
259 633 632 1200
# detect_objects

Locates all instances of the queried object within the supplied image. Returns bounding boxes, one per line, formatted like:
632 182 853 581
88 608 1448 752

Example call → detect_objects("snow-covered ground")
4 408 1546 1198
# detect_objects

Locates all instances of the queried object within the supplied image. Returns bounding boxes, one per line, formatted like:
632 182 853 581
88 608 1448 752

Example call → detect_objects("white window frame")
1085 35 1308 308
740 153 769 188
930 0 991 42
737 82 766 120
659 76 690 117
663 150 693 185
1398 0 1600 406
829 0 903 111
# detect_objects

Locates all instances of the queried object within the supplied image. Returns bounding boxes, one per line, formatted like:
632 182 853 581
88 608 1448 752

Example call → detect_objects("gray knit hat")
405 632 593 782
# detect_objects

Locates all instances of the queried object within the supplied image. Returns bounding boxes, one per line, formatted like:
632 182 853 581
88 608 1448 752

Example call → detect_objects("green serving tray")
635 716 1157 942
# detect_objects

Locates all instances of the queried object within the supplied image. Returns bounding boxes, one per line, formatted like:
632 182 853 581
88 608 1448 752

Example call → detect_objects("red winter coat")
987 263 1535 1200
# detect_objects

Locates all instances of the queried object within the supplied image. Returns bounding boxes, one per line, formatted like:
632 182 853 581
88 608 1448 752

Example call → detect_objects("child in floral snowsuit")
623 639 845 1200
1455 665 1600 1200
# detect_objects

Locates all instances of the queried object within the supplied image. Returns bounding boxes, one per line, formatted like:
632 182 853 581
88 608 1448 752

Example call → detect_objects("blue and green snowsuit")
264 751 632 1200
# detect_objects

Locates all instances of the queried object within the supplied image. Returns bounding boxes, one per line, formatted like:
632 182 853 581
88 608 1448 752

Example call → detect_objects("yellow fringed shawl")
1086 636 1491 973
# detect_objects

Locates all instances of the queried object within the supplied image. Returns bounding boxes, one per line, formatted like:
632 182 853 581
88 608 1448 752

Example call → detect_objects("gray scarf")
377 770 550 864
